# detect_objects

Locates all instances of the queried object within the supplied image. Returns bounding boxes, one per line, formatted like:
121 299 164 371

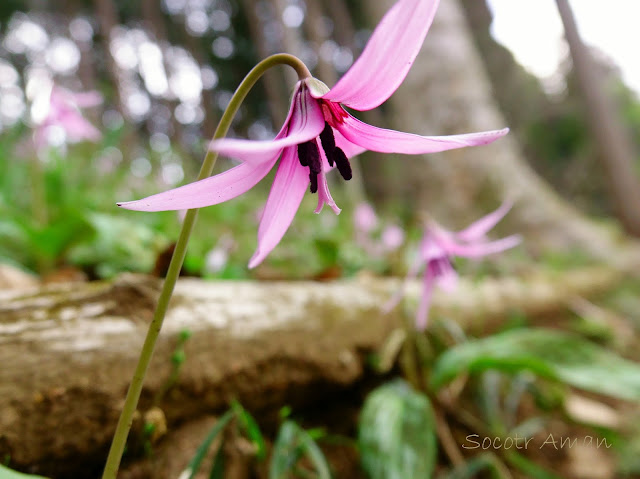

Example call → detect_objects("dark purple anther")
333 147 352 181
297 140 318 168
319 122 336 165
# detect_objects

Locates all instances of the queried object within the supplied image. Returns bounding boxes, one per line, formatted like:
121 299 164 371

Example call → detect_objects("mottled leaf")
359 379 437 479
431 329 640 401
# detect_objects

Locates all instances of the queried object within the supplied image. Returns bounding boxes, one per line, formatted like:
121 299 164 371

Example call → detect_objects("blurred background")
3 1 640 478
1 0 639 280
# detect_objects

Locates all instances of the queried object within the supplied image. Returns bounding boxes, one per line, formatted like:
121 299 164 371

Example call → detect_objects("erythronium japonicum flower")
33 85 102 149
386 202 521 331
353 202 405 257
118 0 509 268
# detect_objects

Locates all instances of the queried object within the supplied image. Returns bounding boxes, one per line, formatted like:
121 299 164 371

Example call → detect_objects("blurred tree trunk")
555 0 640 237
323 0 356 48
64 0 100 123
92 0 124 115
360 0 639 264
240 0 288 126
140 0 184 141
93 0 143 161
302 0 337 85
270 0 305 80
175 23 218 138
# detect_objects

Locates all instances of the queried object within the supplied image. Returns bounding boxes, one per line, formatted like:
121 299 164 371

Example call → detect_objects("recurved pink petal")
314 172 341 214
420 232 448 261
117 160 274 212
456 202 513 242
335 112 509 154
70 90 103 108
444 234 522 258
431 257 458 292
210 82 325 165
333 127 366 158
62 114 102 142
249 146 309 268
321 0 439 111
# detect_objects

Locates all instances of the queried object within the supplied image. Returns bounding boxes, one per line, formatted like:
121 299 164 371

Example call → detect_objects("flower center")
297 121 352 194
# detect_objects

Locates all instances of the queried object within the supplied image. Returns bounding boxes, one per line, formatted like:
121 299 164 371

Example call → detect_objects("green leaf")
439 453 506 479
185 410 234 479
431 328 640 401
359 379 437 479
270 421 300 478
269 420 331 479
0 465 48 479
231 401 266 460
20 213 94 264
208 443 226 479
505 451 564 479
294 425 331 479
67 212 164 278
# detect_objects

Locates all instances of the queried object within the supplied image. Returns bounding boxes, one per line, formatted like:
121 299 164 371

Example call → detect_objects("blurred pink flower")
34 85 102 148
353 202 405 256
354 203 379 234
381 225 405 252
386 202 520 331
119 0 508 268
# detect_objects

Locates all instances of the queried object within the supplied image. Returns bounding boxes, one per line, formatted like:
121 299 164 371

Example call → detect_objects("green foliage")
184 410 234 479
430 328 640 401
68 213 166 278
183 402 332 479
209 444 226 479
231 401 267 461
503 452 564 479
270 420 332 479
438 453 506 479
358 379 437 479
0 125 414 279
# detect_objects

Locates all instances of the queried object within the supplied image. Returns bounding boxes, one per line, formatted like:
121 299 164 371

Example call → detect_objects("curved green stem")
101 53 310 479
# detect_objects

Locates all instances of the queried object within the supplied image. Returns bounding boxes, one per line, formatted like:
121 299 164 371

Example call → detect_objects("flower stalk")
101 53 311 479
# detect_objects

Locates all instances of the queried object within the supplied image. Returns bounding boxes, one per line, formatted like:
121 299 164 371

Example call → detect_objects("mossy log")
0 268 622 477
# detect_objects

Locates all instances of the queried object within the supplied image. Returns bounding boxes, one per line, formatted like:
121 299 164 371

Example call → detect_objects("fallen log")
0 267 623 477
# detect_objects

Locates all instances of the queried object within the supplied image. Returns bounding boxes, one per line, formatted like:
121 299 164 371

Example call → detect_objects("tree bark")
555 0 640 236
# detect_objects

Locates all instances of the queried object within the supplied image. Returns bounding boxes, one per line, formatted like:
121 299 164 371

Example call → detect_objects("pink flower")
381 225 405 252
353 202 405 256
386 202 521 331
33 85 102 148
354 203 379 235
119 0 509 268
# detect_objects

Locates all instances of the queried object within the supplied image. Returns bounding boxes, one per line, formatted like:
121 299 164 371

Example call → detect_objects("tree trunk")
302 0 337 86
92 0 125 115
360 0 640 266
555 0 640 236
140 0 184 141
240 0 289 127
